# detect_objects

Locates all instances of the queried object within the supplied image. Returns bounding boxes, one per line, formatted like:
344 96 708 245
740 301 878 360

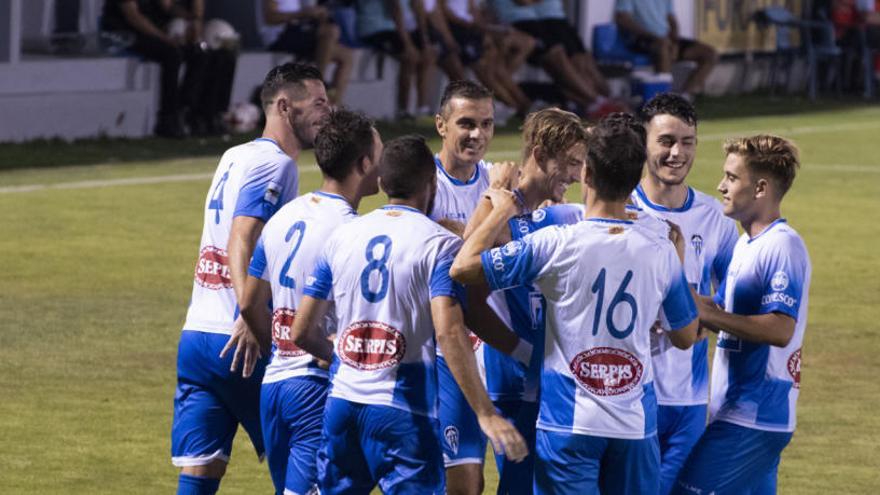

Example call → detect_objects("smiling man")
673 135 811 495
629 93 739 495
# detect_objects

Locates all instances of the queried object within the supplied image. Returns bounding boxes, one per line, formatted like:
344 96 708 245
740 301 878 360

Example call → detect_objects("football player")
673 135 811 495
292 135 527 494
230 109 382 495
171 63 328 495
630 93 739 495
451 114 699 494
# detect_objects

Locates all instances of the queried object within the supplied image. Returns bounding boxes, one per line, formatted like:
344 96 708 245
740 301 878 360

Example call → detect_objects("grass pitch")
1 103 879 493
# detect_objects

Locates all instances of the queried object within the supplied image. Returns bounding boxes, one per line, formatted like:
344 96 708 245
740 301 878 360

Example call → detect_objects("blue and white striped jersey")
248 191 357 384
304 205 465 418
710 219 811 433
184 138 298 335
480 217 697 439
632 185 739 405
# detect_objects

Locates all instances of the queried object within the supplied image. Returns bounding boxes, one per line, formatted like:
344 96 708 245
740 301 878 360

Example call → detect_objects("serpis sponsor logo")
570 347 644 396
339 321 406 371
194 246 233 290
788 348 802 388
272 308 307 358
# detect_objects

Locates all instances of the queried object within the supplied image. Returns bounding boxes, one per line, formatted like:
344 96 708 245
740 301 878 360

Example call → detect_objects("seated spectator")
614 0 718 99
489 0 619 116
356 0 437 118
257 0 353 104
436 0 533 117
101 0 237 137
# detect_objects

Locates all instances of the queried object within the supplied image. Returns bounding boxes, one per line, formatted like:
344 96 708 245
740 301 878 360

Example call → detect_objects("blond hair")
724 134 800 196
521 108 588 165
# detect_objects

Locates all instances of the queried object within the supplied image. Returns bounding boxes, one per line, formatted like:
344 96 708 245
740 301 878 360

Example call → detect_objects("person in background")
614 0 718 100
258 0 354 104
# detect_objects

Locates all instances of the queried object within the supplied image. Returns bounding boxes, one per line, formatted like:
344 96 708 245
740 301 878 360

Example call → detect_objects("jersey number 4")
360 235 392 302
591 268 638 339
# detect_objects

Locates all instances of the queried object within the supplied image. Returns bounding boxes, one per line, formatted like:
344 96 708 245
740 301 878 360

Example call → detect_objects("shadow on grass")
1 94 876 172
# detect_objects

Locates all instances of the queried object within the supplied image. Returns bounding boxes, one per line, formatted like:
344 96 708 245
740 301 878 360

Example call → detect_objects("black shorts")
449 24 484 65
361 29 448 59
513 19 586 62
268 20 320 59
629 35 698 58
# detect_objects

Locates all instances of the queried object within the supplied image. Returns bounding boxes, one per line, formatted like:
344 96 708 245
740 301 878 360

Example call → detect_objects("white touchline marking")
0 165 321 194
1 117 879 194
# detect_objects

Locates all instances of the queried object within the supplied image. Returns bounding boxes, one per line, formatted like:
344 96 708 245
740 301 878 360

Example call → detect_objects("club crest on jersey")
570 347 643 396
194 246 233 289
502 240 523 257
608 226 625 235
691 234 704 257
444 426 460 455
531 209 547 223
771 270 789 291
788 348 802 388
272 308 307 357
339 321 406 371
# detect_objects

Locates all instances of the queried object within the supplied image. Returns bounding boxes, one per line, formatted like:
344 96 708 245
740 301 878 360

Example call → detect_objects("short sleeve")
248 236 269 281
234 158 296 221
509 205 582 240
660 248 698 331
303 255 334 301
757 237 807 320
480 227 561 291
430 255 466 304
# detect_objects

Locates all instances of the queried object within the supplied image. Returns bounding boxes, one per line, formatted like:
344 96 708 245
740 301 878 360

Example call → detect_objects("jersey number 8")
360 235 392 302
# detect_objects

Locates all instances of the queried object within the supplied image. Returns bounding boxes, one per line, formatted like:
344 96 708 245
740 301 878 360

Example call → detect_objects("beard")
292 118 316 150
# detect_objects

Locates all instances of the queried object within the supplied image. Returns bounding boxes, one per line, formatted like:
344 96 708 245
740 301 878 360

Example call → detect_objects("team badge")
691 234 704 257
771 271 789 291
531 209 547 223
264 181 282 205
444 426 460 455
502 240 523 257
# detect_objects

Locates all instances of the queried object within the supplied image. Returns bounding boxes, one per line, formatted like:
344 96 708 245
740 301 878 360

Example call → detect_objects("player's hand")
666 220 685 263
219 317 263 378
478 413 528 462
489 160 520 190
484 188 519 218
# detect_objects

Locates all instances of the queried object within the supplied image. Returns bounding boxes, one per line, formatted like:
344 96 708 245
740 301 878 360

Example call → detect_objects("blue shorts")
493 400 538 495
318 397 444 495
438 355 487 467
171 330 267 466
261 376 329 495
534 429 660 495
672 420 792 495
657 404 707 495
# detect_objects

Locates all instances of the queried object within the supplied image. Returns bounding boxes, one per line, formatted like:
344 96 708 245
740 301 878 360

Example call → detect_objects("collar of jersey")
586 217 634 225
313 190 348 202
435 155 480 186
635 184 695 212
380 204 423 214
253 137 280 149
747 218 787 243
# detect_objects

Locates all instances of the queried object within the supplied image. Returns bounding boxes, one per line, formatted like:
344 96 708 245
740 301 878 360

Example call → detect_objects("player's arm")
222 275 273 377
291 295 334 362
696 300 795 347
463 161 520 241
432 296 528 462
452 189 520 284
228 216 265 303
463 284 532 363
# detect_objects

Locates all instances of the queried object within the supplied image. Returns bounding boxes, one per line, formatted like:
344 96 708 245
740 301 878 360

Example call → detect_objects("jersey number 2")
591 268 638 339
279 221 306 289
360 235 392 302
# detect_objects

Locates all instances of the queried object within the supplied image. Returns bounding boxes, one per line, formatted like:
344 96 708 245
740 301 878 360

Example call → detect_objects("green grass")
1 103 879 493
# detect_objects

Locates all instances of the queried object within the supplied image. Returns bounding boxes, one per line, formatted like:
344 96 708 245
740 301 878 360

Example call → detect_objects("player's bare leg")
328 43 353 104
679 42 718 95
540 45 599 107
573 52 611 97
446 463 485 495
314 22 338 75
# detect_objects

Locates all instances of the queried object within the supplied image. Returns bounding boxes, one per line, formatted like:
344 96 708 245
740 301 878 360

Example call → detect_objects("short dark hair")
639 92 698 127
260 62 324 109
438 80 493 117
586 112 647 201
379 135 436 199
314 109 376 182
724 135 800 196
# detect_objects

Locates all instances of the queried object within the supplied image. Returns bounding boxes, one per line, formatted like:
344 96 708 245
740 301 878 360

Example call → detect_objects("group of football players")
169 62 811 495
